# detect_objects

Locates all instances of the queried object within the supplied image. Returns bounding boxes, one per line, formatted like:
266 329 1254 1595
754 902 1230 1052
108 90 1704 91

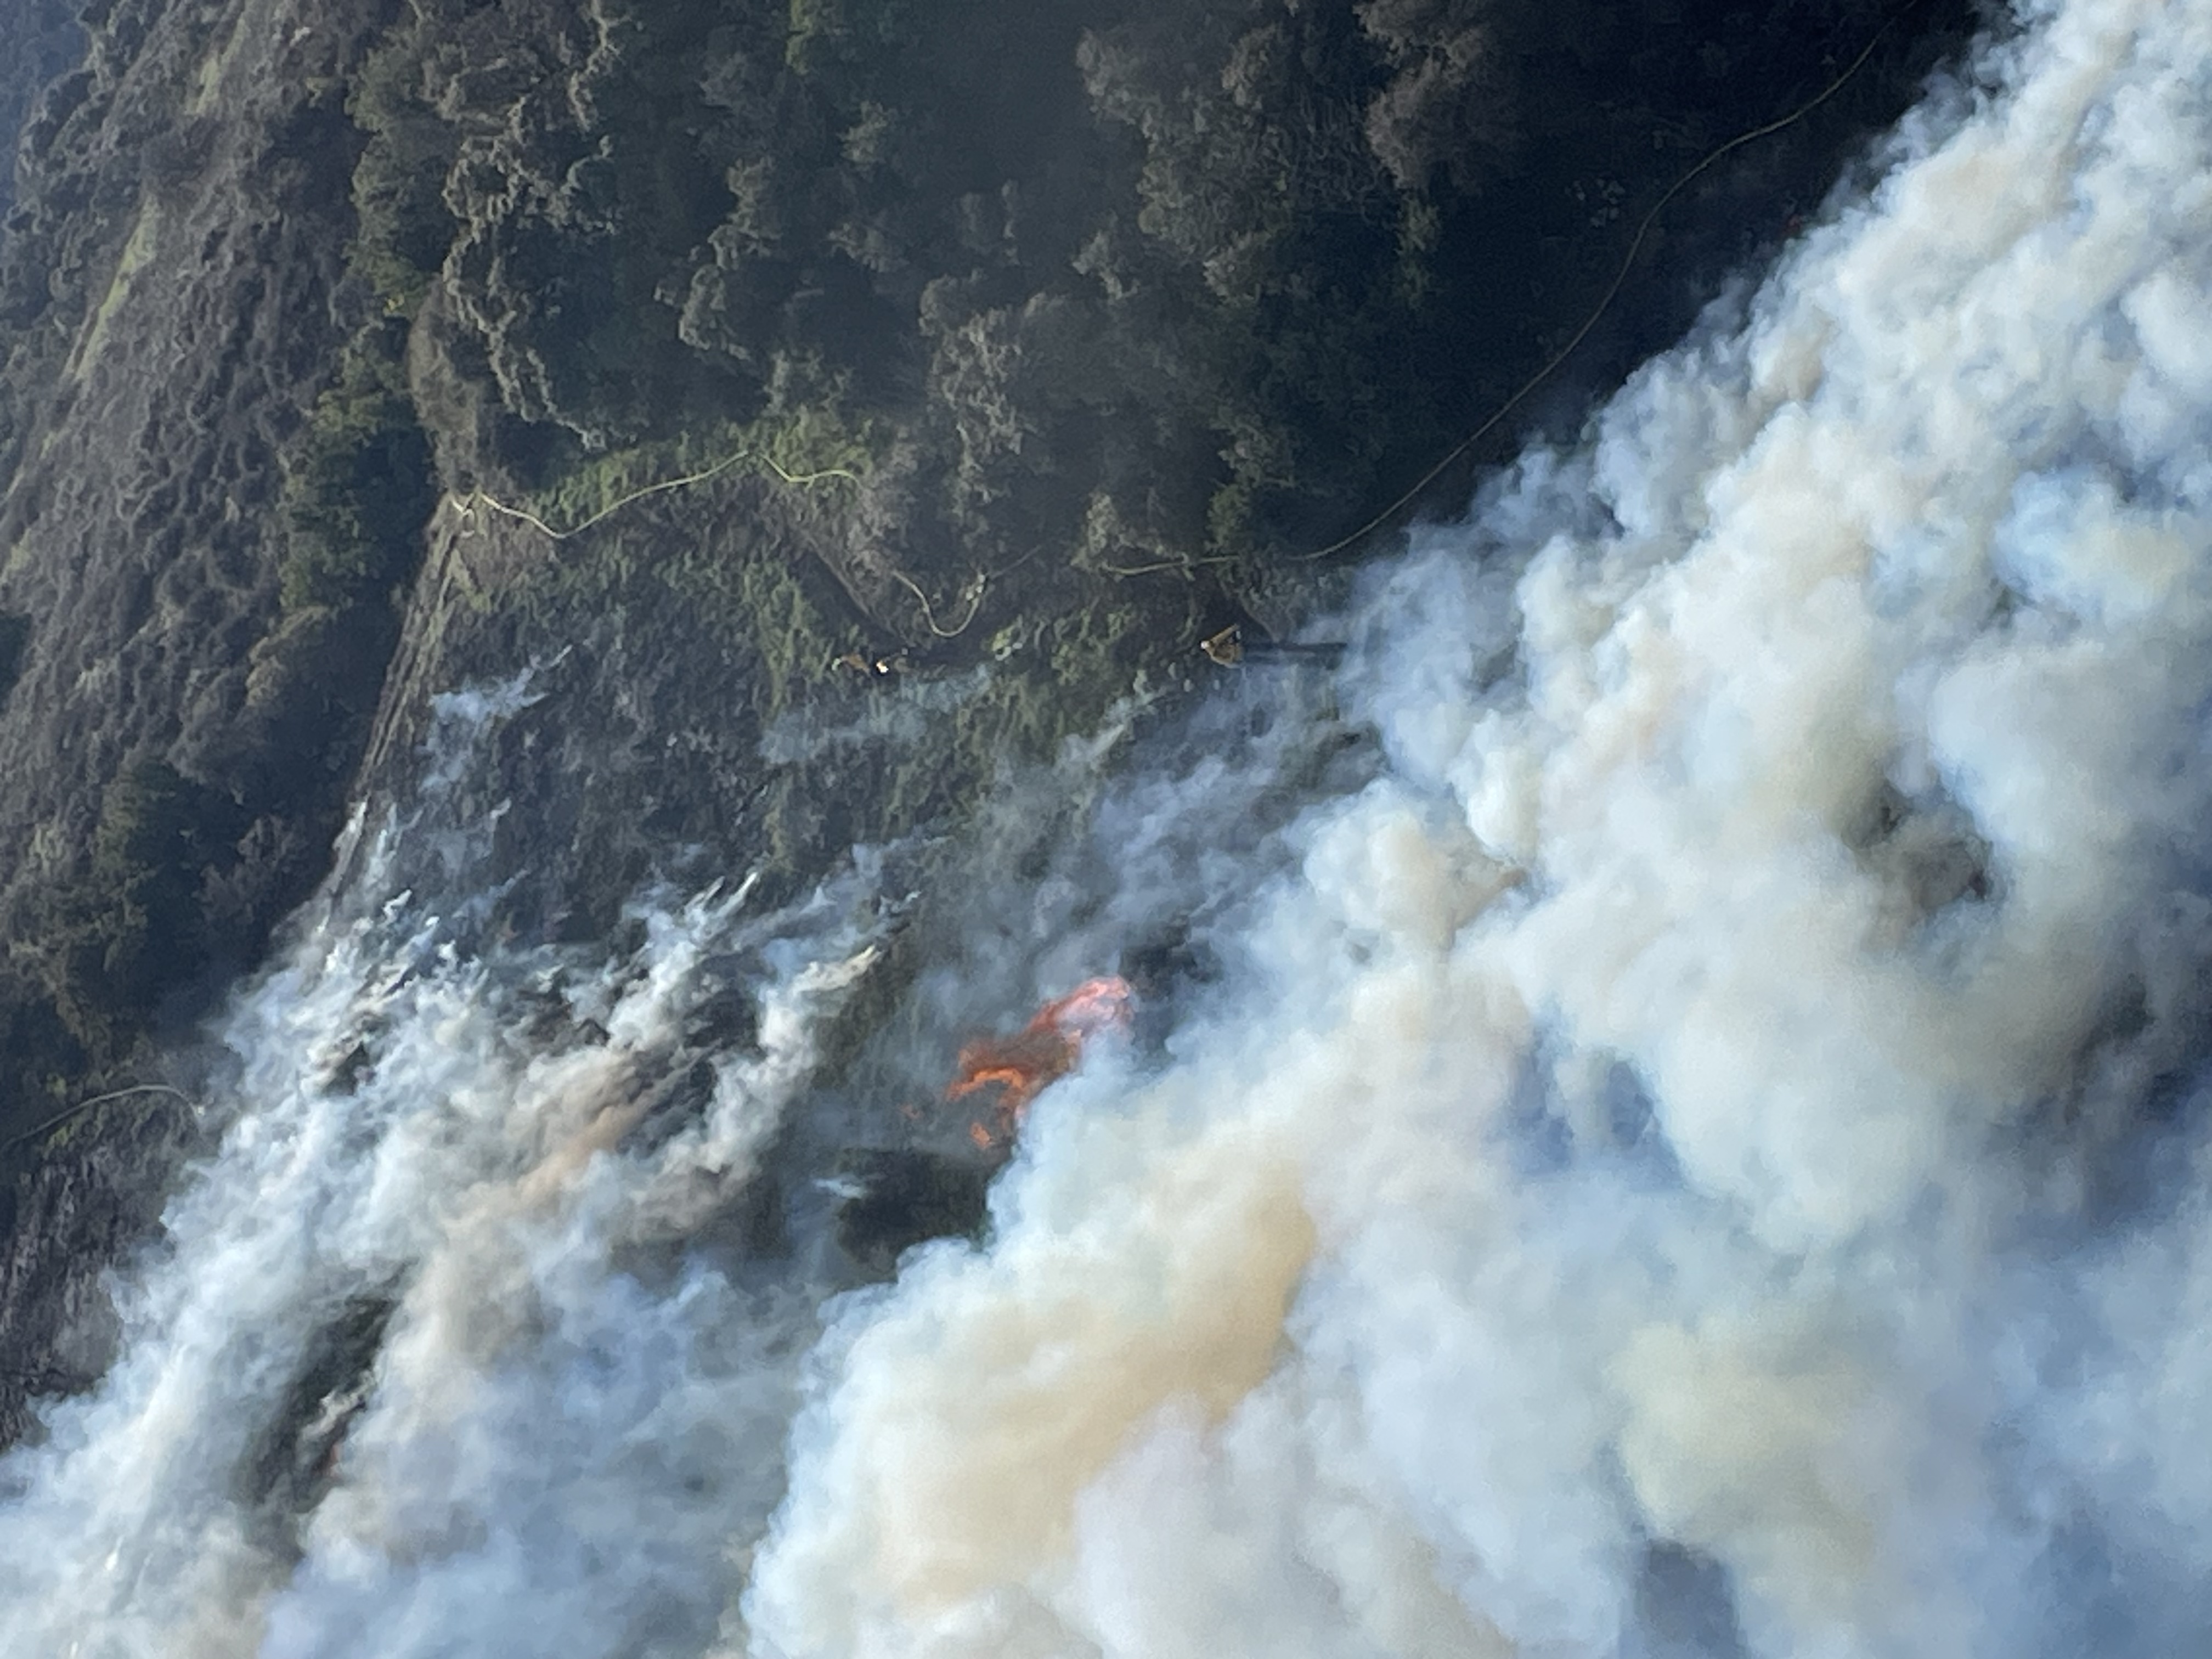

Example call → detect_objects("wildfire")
949 976 1132 1149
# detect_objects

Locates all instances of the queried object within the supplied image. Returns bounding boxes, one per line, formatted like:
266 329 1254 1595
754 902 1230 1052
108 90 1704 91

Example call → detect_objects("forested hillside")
360 0 1959 610
0 0 1980 1437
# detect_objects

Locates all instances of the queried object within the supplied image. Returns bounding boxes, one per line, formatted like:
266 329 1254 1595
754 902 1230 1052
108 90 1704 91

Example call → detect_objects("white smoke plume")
742 0 2212 1655
0 690 884 1658
3 0 2211 1653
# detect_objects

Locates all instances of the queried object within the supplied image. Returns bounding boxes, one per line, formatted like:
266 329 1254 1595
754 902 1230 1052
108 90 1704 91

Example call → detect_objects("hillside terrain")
0 0 81 217
0 0 1981 1442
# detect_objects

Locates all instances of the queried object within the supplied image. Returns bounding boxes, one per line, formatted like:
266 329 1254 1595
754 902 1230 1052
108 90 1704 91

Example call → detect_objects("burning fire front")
947 977 1133 1149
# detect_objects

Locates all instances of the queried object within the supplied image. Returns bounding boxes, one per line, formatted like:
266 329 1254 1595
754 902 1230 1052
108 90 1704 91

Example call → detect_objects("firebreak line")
452 448 990 640
1 1082 198 1157
455 449 861 544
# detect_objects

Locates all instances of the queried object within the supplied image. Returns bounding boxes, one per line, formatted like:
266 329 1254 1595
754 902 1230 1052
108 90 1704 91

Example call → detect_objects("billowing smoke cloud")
0 686 885 1658
742 0 2212 1655
5 0 2212 1654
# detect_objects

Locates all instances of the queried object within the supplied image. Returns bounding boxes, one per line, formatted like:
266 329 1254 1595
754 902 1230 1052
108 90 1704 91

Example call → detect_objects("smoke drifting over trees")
37 3 2212 1656
0 0 1968 1154
2 3 2211 1657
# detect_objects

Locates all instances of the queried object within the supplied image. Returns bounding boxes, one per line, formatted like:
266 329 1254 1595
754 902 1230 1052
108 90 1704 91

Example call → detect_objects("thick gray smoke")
5 0 2212 1652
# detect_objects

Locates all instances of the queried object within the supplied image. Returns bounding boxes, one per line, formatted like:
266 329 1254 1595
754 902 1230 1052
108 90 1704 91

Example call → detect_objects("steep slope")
0 0 81 219
0 0 403 1440
0 0 1984 1446
0 0 403 1119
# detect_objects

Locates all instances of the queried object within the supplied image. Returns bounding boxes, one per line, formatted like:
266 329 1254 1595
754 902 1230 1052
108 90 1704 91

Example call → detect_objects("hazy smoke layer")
0 682 884 1658
4 0 2211 1653
744 0 2212 1654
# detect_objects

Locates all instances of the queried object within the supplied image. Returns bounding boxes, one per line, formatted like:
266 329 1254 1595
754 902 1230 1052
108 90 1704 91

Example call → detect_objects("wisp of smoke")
0 686 883 1658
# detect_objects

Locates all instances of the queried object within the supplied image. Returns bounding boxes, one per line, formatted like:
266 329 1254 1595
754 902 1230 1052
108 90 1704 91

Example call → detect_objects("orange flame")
949 976 1133 1147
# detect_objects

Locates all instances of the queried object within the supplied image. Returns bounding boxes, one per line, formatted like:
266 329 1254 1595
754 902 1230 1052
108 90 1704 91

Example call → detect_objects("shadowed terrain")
0 0 1983 1442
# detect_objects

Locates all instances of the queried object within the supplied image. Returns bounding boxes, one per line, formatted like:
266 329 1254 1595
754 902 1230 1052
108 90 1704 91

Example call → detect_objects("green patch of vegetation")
279 319 435 613
31 760 242 1062
730 551 844 718
346 39 460 315
520 425 752 541
482 365 878 556
756 396 879 488
331 0 1959 667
